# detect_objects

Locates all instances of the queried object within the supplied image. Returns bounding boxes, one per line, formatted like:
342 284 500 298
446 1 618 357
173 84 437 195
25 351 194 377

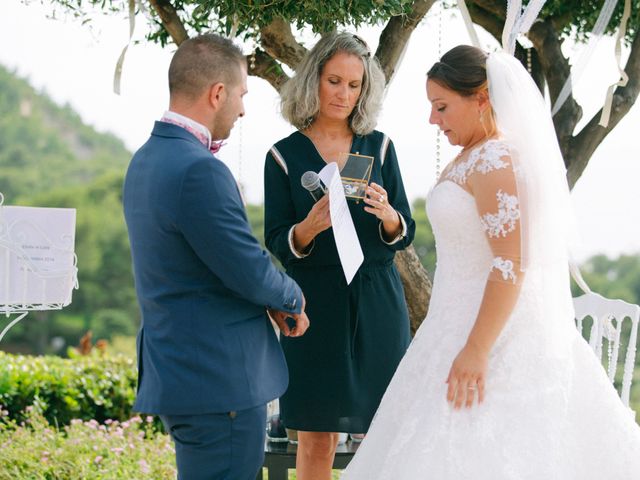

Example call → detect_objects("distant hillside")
0 64 130 202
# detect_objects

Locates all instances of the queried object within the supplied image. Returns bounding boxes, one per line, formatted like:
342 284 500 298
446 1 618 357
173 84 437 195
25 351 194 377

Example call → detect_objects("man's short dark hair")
168 34 246 101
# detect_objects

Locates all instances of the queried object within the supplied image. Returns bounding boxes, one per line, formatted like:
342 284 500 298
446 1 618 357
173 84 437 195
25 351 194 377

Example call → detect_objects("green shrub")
0 405 175 480
108 335 137 358
0 351 137 426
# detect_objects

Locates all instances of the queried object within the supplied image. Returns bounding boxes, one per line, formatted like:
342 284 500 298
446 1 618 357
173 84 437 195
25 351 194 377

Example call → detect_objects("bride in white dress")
342 45 640 480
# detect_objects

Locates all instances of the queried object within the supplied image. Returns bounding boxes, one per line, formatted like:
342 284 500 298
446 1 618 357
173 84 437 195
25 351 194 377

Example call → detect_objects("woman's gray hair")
280 32 385 135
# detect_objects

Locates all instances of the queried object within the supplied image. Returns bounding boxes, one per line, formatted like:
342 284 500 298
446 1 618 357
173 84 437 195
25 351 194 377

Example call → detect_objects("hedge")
0 351 137 426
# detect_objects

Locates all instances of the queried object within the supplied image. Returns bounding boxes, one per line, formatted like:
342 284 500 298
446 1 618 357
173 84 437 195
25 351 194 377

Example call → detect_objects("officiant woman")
263 32 416 480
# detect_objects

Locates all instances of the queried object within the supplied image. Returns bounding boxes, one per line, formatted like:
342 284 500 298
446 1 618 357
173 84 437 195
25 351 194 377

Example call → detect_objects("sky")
1 0 638 262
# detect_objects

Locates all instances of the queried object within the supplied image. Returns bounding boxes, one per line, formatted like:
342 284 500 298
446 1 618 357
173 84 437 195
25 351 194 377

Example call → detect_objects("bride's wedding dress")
342 139 640 480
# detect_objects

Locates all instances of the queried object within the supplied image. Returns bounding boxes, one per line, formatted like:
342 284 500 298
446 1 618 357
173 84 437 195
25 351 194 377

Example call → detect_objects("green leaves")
47 0 640 46
0 352 137 427
186 0 411 34
411 197 436 277
573 254 640 307
47 0 413 45
538 0 640 43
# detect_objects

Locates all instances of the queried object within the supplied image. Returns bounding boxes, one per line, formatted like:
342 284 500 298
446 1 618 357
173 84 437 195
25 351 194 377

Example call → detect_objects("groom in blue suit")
123 34 309 480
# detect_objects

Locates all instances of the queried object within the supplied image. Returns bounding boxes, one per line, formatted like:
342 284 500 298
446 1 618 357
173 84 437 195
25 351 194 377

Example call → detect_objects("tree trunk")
394 246 432 335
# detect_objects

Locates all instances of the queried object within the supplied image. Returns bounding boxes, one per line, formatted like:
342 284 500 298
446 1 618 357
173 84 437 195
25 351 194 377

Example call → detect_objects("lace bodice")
438 139 522 286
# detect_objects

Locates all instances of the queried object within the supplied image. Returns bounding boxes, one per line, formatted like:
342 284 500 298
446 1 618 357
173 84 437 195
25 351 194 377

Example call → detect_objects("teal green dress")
264 130 415 433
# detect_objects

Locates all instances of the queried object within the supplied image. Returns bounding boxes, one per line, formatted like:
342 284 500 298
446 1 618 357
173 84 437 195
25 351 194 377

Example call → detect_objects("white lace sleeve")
468 141 523 285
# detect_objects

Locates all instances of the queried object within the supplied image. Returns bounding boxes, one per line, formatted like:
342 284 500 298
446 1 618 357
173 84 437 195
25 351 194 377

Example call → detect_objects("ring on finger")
378 194 385 203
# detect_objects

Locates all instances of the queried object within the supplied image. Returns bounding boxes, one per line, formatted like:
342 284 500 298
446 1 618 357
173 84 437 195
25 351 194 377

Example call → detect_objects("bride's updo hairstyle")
427 45 488 96
427 45 496 135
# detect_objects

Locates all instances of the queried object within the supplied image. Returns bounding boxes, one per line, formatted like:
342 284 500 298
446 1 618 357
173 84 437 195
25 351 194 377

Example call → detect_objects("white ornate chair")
573 292 640 414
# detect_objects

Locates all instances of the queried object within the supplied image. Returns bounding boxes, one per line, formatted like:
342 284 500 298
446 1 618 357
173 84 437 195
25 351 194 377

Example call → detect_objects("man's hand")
288 310 310 337
268 296 310 337
287 294 309 337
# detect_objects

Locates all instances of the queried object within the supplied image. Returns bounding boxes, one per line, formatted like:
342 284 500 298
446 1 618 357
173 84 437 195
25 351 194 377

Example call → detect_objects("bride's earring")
479 109 490 138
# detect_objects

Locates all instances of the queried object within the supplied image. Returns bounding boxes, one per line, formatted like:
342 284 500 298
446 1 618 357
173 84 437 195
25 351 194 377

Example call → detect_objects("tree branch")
467 0 507 19
528 19 582 158
567 29 640 188
249 49 290 92
466 3 504 41
259 17 308 70
376 0 437 83
548 11 574 33
148 0 189 45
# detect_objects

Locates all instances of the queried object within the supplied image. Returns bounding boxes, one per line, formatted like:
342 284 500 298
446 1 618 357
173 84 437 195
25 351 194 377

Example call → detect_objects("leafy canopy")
50 0 640 47
49 0 413 45
537 0 639 43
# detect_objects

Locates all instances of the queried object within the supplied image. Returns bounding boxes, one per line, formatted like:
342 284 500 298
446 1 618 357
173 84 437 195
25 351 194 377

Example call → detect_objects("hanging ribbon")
569 258 592 294
456 0 481 48
502 0 547 55
457 0 547 53
229 14 240 38
502 0 520 53
599 0 631 127
113 0 137 95
551 0 619 116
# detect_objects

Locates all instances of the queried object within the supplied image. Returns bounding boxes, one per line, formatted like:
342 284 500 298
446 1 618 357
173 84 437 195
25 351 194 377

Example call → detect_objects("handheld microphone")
301 171 326 202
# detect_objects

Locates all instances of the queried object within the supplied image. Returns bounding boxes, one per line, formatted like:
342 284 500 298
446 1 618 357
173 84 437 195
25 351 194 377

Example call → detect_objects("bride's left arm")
447 149 524 409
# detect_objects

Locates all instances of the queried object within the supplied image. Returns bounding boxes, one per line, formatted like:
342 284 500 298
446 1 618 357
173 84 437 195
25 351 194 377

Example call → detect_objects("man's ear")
209 82 226 110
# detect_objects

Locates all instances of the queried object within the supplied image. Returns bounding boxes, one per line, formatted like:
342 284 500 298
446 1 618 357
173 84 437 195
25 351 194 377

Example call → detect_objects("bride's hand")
446 343 489 409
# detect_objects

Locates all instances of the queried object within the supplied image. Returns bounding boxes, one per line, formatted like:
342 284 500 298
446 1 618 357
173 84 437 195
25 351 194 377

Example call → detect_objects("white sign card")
0 206 77 307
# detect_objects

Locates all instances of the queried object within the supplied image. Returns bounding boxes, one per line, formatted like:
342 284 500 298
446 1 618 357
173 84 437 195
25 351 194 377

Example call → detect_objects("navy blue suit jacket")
123 121 302 415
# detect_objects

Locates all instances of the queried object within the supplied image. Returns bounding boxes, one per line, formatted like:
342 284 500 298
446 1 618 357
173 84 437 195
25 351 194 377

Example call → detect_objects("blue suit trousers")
161 404 266 480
